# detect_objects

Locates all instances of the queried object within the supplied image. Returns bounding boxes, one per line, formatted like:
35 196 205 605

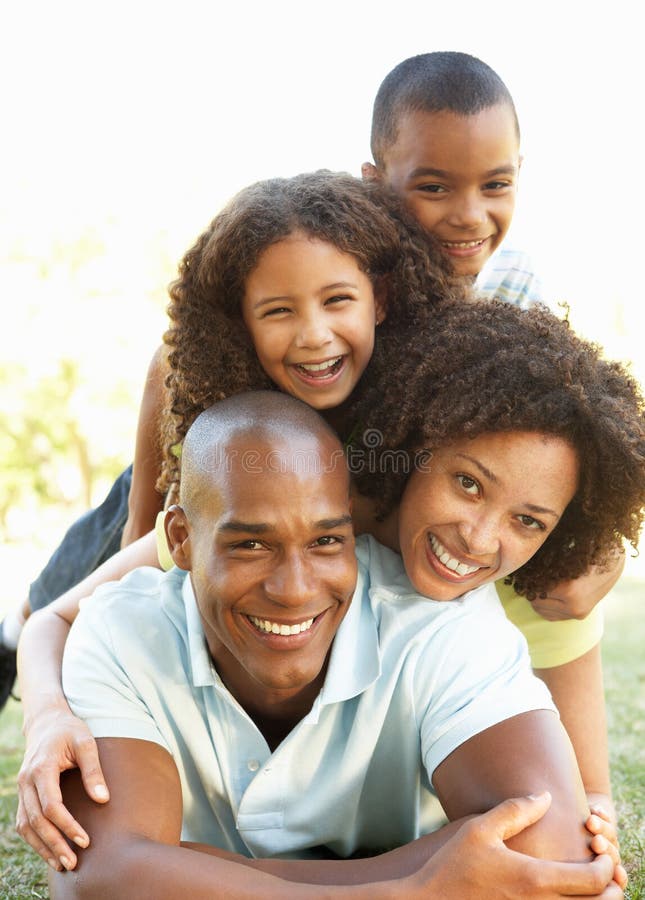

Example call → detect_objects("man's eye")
484 180 512 191
235 540 265 550
313 535 343 547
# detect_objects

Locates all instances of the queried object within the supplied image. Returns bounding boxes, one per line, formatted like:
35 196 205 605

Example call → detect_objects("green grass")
1 580 643 898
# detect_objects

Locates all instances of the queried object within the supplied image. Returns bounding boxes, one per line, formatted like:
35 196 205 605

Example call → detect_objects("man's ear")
361 161 381 183
164 505 192 571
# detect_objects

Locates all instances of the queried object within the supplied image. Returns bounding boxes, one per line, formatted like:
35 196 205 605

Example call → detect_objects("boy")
362 50 542 306
46 392 620 898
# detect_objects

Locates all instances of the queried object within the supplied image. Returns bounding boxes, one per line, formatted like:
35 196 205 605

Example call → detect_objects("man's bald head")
179 392 347 520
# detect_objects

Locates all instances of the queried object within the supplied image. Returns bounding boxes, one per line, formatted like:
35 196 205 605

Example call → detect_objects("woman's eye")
517 515 545 531
457 474 479 494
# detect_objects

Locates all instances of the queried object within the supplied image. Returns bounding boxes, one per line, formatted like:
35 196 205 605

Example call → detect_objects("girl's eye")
457 474 479 495
262 306 290 318
324 294 352 306
517 514 546 531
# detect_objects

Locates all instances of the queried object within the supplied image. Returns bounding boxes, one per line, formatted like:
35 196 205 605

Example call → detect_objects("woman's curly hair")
349 299 645 599
158 169 470 493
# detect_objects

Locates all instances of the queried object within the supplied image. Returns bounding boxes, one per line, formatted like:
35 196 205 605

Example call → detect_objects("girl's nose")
295 315 334 350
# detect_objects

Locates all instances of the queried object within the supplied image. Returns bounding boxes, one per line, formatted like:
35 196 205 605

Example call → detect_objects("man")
51 392 619 898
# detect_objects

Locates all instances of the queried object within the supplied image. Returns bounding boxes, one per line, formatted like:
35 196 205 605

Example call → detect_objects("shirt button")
247 759 260 772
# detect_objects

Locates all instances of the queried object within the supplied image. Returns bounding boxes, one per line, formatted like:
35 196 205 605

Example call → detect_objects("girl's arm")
534 643 615 821
120 346 169 548
16 530 160 864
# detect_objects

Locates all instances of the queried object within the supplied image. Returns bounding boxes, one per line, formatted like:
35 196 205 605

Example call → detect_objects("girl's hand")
585 799 625 890
16 708 109 871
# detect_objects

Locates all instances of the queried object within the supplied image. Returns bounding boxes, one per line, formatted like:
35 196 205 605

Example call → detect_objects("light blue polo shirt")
63 535 554 859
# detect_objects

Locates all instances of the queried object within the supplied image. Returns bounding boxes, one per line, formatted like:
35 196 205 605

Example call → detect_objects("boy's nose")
446 193 487 229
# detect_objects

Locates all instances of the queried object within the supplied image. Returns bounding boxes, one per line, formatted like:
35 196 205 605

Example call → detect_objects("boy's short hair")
371 51 519 167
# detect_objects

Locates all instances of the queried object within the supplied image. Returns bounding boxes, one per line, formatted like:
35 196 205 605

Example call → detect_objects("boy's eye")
517 514 546 531
417 183 447 194
457 474 479 495
483 180 513 192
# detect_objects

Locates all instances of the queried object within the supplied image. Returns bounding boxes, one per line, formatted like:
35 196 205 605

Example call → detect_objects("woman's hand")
531 552 625 621
16 707 109 871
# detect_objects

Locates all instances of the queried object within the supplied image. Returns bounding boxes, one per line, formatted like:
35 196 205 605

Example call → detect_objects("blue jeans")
29 466 133 612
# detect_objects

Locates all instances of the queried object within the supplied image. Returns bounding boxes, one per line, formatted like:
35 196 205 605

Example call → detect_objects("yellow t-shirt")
155 512 602 671
496 579 603 669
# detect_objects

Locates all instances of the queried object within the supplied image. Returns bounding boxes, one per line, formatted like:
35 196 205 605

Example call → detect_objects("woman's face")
398 431 579 601
242 232 384 410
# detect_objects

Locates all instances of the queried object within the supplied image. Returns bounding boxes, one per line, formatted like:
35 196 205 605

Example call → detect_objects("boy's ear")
361 161 381 183
164 505 192 571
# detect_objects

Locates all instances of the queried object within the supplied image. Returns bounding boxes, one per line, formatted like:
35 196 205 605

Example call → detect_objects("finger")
586 814 619 848
74 734 110 804
613 864 628 890
16 793 77 871
590 834 621 868
480 792 552 842
21 778 86 862
531 853 617 896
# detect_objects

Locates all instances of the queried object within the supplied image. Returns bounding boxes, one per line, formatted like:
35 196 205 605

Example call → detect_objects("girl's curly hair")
349 299 645 599
158 169 470 493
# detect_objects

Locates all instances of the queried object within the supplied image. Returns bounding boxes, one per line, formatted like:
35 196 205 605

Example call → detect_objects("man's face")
169 433 357 713
373 104 521 277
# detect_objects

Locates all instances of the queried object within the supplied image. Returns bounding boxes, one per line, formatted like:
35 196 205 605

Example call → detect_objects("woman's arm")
120 346 169 548
16 530 160 865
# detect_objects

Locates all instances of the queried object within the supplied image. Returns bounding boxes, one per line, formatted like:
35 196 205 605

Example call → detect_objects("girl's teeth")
430 535 481 576
441 239 484 249
298 357 341 373
248 616 314 635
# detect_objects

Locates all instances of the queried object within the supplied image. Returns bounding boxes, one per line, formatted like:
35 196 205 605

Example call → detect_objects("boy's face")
167 433 357 715
369 104 521 277
398 431 579 601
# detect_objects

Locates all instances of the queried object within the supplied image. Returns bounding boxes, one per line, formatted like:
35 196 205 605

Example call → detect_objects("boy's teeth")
248 615 315 635
429 535 481 576
298 357 341 372
441 239 484 249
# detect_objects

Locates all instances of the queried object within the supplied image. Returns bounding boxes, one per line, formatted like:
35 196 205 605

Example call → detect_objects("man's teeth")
248 615 315 635
441 239 484 248
297 357 342 373
429 535 481 576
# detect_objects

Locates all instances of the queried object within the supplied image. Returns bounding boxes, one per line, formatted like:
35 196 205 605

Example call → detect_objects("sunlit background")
2 0 644 596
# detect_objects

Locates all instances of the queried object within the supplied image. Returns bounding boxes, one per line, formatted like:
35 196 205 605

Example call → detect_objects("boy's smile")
398 432 579 601
371 105 521 277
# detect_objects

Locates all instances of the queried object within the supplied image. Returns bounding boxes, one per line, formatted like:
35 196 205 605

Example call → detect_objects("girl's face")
242 232 384 409
398 431 579 601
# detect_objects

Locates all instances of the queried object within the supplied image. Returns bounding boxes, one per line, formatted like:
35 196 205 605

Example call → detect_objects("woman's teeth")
248 615 314 635
429 535 481 576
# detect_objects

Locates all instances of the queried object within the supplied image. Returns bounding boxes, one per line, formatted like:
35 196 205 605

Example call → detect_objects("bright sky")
3 0 642 351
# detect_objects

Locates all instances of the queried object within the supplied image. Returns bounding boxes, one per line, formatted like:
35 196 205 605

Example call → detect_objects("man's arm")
433 709 590 861
120 346 169 548
50 737 622 899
